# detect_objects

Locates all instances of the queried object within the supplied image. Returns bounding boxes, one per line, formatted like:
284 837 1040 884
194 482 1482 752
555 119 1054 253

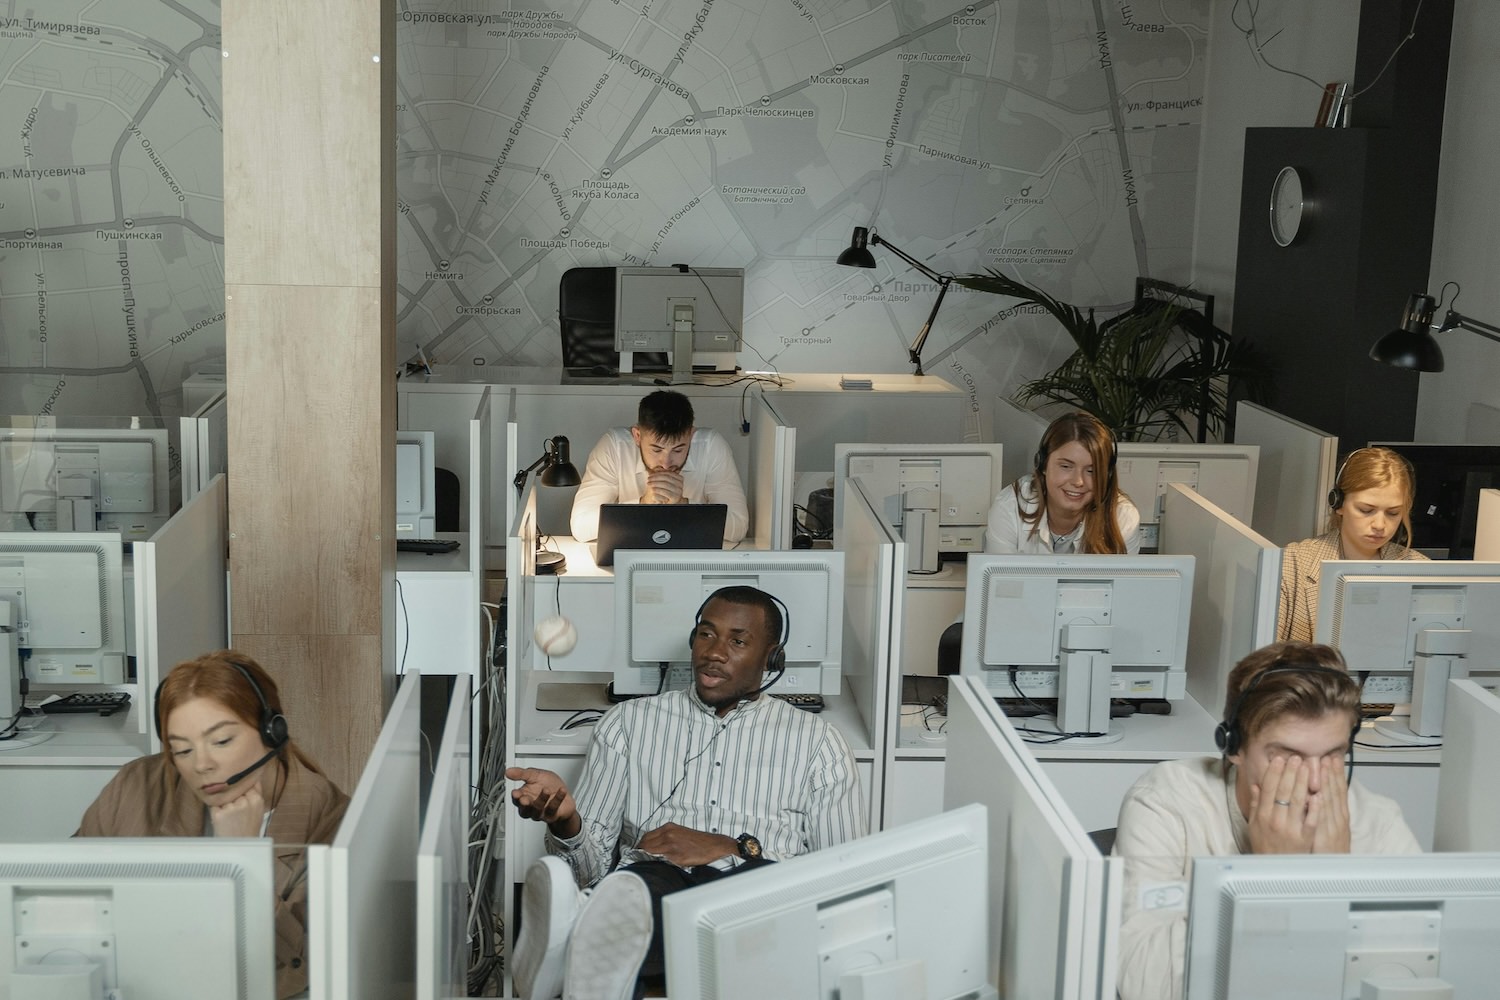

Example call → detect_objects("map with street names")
1 0 1210 441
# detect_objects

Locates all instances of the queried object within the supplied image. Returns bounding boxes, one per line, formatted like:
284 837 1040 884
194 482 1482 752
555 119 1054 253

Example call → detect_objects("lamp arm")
513 452 551 493
1452 312 1500 345
869 234 946 284
906 276 953 377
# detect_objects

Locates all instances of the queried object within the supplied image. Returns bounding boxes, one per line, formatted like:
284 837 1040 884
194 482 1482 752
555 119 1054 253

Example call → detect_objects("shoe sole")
564 873 653 1000
515 857 576 1000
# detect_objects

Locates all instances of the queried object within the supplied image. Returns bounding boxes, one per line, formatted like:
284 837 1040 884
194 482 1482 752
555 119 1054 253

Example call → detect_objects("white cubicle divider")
992 397 1051 485
944 676 1120 1000
1434 679 1500 852
504 388 519 543
134 471 229 744
179 390 228 507
1475 488 1500 561
469 387 491 614
1234 400 1337 545
749 390 795 548
417 676 472 1000
308 672 423 1000
1159 483 1281 719
838 477 904 832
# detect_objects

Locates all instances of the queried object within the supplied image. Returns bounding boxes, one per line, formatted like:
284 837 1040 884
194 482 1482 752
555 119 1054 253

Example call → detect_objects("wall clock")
1270 165 1305 247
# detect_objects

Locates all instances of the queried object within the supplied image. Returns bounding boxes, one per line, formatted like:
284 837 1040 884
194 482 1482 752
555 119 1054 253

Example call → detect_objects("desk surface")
399 367 963 395
515 668 876 758
0 707 149 767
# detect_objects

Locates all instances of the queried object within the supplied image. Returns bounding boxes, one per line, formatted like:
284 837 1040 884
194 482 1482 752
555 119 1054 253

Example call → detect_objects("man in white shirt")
506 586 863 1000
569 389 749 543
1113 642 1421 1000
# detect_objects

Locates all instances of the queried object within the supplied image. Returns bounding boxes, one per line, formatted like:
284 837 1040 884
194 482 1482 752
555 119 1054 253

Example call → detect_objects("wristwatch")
735 833 763 861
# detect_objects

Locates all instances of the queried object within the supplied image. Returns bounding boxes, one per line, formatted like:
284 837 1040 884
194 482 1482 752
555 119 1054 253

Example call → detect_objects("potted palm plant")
953 270 1272 442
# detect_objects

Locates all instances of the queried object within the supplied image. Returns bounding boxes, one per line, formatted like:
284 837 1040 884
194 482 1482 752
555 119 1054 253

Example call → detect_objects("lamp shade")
837 226 878 268
538 436 581 487
1369 293 1443 372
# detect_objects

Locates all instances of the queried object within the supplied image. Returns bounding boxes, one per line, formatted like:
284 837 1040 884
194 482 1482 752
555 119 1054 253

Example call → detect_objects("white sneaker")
515 856 582 1000
563 870 652 1000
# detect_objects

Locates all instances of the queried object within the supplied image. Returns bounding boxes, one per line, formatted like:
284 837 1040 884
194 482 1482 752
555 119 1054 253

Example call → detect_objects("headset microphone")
224 747 279 787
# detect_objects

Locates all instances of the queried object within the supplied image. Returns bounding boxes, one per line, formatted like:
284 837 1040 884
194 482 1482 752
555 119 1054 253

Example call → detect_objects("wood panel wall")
221 0 397 790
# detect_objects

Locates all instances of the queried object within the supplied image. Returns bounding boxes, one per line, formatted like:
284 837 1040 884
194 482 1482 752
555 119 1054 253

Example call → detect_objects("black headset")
1214 664 1360 769
1326 447 1413 547
689 589 791 681
155 654 290 751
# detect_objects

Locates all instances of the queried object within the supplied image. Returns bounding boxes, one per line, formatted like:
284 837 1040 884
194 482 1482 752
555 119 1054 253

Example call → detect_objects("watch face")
1270 165 1304 247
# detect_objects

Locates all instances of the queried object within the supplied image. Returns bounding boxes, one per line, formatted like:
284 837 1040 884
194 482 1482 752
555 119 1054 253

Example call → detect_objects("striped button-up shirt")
549 687 865 887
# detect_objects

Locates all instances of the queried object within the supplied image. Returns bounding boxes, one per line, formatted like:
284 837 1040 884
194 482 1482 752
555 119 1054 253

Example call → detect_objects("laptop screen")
593 503 728 567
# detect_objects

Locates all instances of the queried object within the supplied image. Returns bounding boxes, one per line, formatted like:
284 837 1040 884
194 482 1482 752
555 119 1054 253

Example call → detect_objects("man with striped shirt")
507 586 865 1000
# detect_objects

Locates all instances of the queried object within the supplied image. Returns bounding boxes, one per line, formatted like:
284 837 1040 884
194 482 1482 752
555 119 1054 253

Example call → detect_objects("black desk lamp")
513 436 581 572
1370 283 1500 373
837 226 952 376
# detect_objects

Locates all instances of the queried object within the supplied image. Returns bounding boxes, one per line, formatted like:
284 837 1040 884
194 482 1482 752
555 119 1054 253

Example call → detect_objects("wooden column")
222 0 396 790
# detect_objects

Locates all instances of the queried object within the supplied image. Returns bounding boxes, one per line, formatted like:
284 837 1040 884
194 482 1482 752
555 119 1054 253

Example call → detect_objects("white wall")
1415 1 1500 442
1192 0 1362 329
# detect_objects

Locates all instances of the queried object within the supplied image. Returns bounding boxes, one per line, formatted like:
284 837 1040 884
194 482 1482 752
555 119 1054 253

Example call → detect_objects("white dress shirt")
983 474 1142 554
1113 756 1421 1000
569 426 749 542
548 687 866 888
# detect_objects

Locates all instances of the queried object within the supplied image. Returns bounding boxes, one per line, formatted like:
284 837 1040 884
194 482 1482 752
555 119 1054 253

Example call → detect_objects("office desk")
395 531 481 675
0 710 149 840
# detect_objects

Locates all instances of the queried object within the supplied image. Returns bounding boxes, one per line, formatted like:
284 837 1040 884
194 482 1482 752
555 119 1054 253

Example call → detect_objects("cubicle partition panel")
503 388 519 541
944 676 1120 1000
1478 488 1500 561
836 477 903 831
749 391 794 548
308 673 423 1000
1434 679 1500 852
1159 483 1281 717
179 390 229 507
133 472 230 746
1234 400 1337 545
417 676 472 1000
469 387 491 624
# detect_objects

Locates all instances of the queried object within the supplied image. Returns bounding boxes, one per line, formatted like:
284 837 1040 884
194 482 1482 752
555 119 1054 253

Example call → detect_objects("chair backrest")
558 266 667 371
434 467 460 532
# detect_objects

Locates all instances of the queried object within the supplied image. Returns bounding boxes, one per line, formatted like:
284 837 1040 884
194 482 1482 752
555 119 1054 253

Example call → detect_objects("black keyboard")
42 691 132 716
994 697 1171 719
772 693 824 713
397 538 460 554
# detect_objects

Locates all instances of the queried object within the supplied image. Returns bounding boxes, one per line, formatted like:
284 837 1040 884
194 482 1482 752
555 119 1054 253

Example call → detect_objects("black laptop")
592 503 728 567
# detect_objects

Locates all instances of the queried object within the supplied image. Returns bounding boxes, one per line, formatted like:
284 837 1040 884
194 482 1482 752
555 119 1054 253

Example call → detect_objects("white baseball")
534 615 577 657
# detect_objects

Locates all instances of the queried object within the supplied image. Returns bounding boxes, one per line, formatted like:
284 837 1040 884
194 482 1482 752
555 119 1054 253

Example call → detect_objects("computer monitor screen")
0 531 127 685
1116 443 1258 553
662 804 992 1000
1184 852 1500 1000
959 554 1194 737
1367 442 1500 558
612 549 845 697
0 838 276 1000
396 430 437 540
0 422 173 542
833 442 1004 572
1315 559 1500 741
614 266 744 370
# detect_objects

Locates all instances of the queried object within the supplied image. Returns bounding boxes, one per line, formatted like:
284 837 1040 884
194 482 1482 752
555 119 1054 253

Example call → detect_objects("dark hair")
700 585 783 645
637 390 695 439
156 650 325 798
1019 411 1128 553
1328 446 1416 552
1222 642 1358 748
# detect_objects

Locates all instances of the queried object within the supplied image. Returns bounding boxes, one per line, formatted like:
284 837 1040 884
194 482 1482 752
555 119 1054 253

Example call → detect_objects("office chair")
558 267 667 372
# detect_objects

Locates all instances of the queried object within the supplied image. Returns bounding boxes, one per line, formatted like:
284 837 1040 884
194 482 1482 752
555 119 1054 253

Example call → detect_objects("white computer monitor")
417 676 471 1000
0 423 174 541
611 549 845 697
308 672 423 1000
0 531 127 687
958 553 1195 737
614 266 744 375
661 803 995 1000
1159 483 1280 716
1116 442 1258 553
944 675 1116 1000
1184 852 1500 1000
396 430 437 540
1435 679 1500 852
1315 559 1500 742
833 442 1004 573
0 838 276 999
